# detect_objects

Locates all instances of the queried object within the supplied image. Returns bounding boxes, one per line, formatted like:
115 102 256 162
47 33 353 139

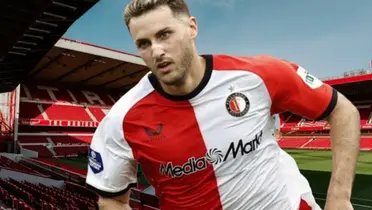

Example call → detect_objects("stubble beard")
158 42 194 86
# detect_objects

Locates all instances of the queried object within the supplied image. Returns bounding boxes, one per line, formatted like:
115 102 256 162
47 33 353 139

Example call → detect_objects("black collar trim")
148 54 213 101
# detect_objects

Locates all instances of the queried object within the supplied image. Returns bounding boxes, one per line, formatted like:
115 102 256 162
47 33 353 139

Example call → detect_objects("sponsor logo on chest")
159 130 263 178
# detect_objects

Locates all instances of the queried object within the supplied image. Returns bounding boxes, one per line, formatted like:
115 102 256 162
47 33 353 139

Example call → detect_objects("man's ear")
189 16 198 39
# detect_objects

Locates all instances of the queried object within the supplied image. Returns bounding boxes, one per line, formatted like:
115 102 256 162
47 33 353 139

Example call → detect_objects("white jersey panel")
190 70 316 210
86 74 154 194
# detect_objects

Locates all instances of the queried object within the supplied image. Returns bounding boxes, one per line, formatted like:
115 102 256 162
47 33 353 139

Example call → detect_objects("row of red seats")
0 179 35 210
278 136 372 150
19 135 91 145
13 157 159 210
36 158 87 177
0 185 33 210
21 144 88 157
0 178 96 210
24 180 94 210
54 146 88 157
281 106 371 129
21 84 119 107
19 103 105 122
21 145 54 157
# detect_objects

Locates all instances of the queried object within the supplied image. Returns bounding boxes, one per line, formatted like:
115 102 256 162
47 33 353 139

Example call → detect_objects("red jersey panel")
86 54 336 210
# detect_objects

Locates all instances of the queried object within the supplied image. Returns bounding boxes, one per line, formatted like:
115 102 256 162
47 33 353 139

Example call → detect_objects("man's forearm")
98 198 132 210
327 93 360 200
98 193 132 210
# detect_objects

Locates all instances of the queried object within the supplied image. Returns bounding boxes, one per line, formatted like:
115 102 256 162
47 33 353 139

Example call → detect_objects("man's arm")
98 192 132 210
254 55 359 208
325 92 360 207
85 111 138 210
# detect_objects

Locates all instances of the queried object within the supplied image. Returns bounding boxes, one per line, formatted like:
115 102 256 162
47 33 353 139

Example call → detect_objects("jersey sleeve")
262 56 337 121
86 113 137 198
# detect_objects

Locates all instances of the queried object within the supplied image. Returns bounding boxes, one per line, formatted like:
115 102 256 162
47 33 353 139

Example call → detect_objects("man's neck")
161 55 206 96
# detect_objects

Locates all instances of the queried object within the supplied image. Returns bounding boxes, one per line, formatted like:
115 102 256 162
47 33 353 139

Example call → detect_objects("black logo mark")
144 124 163 136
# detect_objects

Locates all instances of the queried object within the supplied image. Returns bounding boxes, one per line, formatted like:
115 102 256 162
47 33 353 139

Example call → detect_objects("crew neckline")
148 54 213 101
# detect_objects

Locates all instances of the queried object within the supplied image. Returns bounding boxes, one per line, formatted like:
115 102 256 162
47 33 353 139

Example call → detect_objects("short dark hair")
124 0 191 27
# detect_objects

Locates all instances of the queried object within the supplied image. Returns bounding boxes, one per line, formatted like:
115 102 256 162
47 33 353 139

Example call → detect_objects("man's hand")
324 198 353 210
325 92 360 209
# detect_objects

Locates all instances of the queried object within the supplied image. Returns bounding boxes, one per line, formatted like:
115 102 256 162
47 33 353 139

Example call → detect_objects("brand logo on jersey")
159 130 262 178
88 148 104 174
143 123 165 141
225 92 250 117
144 124 163 136
297 66 323 89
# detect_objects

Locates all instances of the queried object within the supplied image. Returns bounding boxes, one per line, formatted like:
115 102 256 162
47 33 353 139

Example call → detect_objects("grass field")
286 149 372 209
52 149 372 209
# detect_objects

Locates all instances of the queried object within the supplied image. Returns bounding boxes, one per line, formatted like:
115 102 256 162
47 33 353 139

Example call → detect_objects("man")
86 0 360 209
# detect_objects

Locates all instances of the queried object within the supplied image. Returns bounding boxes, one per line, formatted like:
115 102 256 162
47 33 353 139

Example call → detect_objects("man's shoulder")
211 54 298 81
212 54 292 71
106 74 154 118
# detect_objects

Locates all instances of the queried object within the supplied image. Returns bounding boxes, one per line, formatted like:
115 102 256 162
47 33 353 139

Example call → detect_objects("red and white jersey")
86 54 337 210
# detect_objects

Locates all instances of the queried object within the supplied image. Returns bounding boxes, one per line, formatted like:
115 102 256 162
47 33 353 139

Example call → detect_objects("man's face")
128 6 196 86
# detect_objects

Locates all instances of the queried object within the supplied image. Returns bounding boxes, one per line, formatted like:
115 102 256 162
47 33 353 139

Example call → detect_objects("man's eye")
160 32 170 39
138 41 149 49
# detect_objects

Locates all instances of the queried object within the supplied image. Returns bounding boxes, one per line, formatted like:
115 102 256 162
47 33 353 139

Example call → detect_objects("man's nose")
151 43 165 60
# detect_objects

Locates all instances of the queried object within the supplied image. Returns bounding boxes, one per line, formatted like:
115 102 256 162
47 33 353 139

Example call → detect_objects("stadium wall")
0 168 64 188
20 147 38 158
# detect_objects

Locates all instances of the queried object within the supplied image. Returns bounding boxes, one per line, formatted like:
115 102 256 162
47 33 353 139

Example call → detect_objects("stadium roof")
0 0 100 93
26 36 371 95
26 38 149 92
323 71 372 101
1 0 370 96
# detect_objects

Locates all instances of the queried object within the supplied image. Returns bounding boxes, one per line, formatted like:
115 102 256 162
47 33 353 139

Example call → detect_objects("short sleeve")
261 56 337 121
86 114 137 198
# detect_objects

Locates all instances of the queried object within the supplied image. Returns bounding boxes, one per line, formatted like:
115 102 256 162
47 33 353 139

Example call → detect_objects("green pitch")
51 149 372 209
285 149 372 209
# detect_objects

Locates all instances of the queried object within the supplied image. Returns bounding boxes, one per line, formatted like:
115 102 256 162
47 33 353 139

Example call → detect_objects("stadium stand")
278 70 372 151
0 33 158 208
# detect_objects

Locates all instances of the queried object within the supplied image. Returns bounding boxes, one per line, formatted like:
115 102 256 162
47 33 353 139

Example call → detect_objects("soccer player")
86 0 360 209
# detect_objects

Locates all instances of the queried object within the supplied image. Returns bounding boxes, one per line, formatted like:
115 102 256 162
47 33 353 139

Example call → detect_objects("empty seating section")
361 137 372 149
359 107 371 125
21 84 115 106
19 103 44 120
0 156 46 177
283 114 302 127
36 158 88 177
21 145 54 157
18 136 48 144
15 82 163 209
0 180 33 210
52 136 91 145
304 137 331 149
300 120 328 127
18 134 91 158
88 107 106 121
0 178 96 210
280 105 372 131
19 84 117 124
18 135 91 145
19 135 91 158
42 104 93 121
71 136 92 144
54 146 89 157
278 136 372 150
18 83 108 158
277 137 310 148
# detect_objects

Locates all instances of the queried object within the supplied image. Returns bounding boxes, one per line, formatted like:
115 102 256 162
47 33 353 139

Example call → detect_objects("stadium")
0 0 371 210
